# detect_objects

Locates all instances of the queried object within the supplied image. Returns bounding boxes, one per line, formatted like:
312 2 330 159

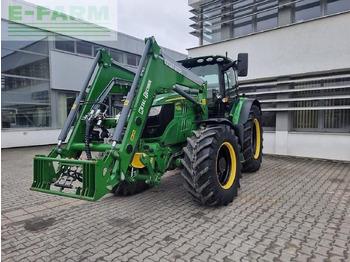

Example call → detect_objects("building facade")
1 1 185 148
188 0 350 161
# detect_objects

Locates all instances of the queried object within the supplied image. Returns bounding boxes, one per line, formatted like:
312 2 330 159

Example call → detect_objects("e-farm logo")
9 6 109 22
5 0 118 39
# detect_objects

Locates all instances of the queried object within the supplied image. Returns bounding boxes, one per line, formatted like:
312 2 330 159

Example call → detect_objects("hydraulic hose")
85 122 92 160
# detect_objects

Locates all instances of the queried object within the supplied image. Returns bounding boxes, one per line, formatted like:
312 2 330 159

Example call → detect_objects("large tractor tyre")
242 105 263 172
181 125 241 206
112 180 150 196
95 152 150 196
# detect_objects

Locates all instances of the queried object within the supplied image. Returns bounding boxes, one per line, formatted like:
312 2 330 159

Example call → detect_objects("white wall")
188 14 350 161
264 131 350 161
2 129 61 148
188 13 350 81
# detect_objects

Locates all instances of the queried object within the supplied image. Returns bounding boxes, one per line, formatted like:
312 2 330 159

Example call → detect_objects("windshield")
189 64 219 94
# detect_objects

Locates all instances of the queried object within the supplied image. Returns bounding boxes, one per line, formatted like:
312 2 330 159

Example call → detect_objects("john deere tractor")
31 37 262 206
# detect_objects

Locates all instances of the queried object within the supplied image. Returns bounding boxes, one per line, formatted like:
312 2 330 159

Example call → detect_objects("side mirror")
237 53 248 77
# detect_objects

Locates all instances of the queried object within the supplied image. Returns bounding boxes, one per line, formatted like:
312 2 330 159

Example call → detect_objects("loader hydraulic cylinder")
58 51 101 146
111 38 152 147
173 85 201 106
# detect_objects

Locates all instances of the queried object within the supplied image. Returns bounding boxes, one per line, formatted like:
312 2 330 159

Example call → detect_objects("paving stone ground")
1 146 350 262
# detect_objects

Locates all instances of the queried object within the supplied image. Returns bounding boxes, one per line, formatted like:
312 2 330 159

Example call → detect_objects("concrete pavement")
1 146 350 261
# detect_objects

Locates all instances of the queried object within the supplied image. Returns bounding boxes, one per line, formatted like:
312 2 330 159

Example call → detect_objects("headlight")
148 106 162 116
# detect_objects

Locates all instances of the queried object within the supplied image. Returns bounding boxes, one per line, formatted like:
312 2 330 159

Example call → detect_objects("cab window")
224 67 237 97
189 64 219 98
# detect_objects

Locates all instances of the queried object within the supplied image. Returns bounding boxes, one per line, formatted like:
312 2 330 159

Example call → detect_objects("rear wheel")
242 105 263 172
181 125 241 206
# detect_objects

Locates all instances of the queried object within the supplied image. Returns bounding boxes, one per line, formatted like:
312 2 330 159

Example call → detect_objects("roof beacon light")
197 58 204 63
217 57 224 62
206 57 213 62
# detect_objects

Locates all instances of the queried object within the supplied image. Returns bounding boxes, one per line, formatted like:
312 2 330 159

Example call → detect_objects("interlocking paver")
1 146 350 261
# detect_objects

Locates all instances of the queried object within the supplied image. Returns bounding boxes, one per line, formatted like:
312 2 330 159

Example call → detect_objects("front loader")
31 36 263 206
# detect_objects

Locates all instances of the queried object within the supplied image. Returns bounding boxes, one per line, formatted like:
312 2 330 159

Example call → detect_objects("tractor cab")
180 54 248 118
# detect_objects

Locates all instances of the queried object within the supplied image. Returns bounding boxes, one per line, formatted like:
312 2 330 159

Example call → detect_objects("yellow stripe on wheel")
253 118 261 159
218 142 236 190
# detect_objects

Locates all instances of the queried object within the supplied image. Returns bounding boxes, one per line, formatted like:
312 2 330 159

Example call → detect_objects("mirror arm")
222 61 237 72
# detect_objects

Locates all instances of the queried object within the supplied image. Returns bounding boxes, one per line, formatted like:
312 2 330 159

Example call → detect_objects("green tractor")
31 37 262 206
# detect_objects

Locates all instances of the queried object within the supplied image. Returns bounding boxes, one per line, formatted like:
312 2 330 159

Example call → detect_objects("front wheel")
181 125 241 206
112 180 149 196
95 152 150 196
242 105 263 172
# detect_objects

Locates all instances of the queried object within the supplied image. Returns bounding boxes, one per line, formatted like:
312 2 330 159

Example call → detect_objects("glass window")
324 98 350 130
233 17 253 37
194 0 350 45
292 108 319 129
55 37 74 52
202 3 222 44
234 0 254 9
77 41 92 56
224 68 237 97
257 10 278 32
256 1 278 32
2 40 49 55
110 49 123 63
2 50 49 79
1 104 51 128
126 53 140 66
202 2 221 20
327 0 350 15
199 0 280 42
2 20 50 55
233 7 253 37
189 64 219 98
295 0 321 22
1 76 51 128
324 109 350 129
203 20 221 44
1 76 50 102
262 111 276 130
2 21 52 129
290 78 350 132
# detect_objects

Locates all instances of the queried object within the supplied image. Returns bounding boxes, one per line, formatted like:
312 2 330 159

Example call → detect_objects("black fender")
198 118 244 148
238 99 261 124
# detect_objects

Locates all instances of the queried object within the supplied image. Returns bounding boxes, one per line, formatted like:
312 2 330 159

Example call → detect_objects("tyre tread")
181 125 241 206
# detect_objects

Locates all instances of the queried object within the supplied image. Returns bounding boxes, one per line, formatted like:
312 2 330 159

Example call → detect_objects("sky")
118 0 198 54
24 0 198 54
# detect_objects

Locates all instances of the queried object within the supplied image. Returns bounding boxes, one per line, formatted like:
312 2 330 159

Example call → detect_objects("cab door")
224 67 238 99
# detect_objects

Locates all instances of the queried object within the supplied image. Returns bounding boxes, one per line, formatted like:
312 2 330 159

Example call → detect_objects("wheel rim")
252 118 261 159
216 142 236 190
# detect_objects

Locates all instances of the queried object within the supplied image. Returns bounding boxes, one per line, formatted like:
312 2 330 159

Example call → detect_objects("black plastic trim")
238 99 261 124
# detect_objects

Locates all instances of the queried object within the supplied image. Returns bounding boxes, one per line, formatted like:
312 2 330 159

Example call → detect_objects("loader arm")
111 37 207 178
32 37 207 201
